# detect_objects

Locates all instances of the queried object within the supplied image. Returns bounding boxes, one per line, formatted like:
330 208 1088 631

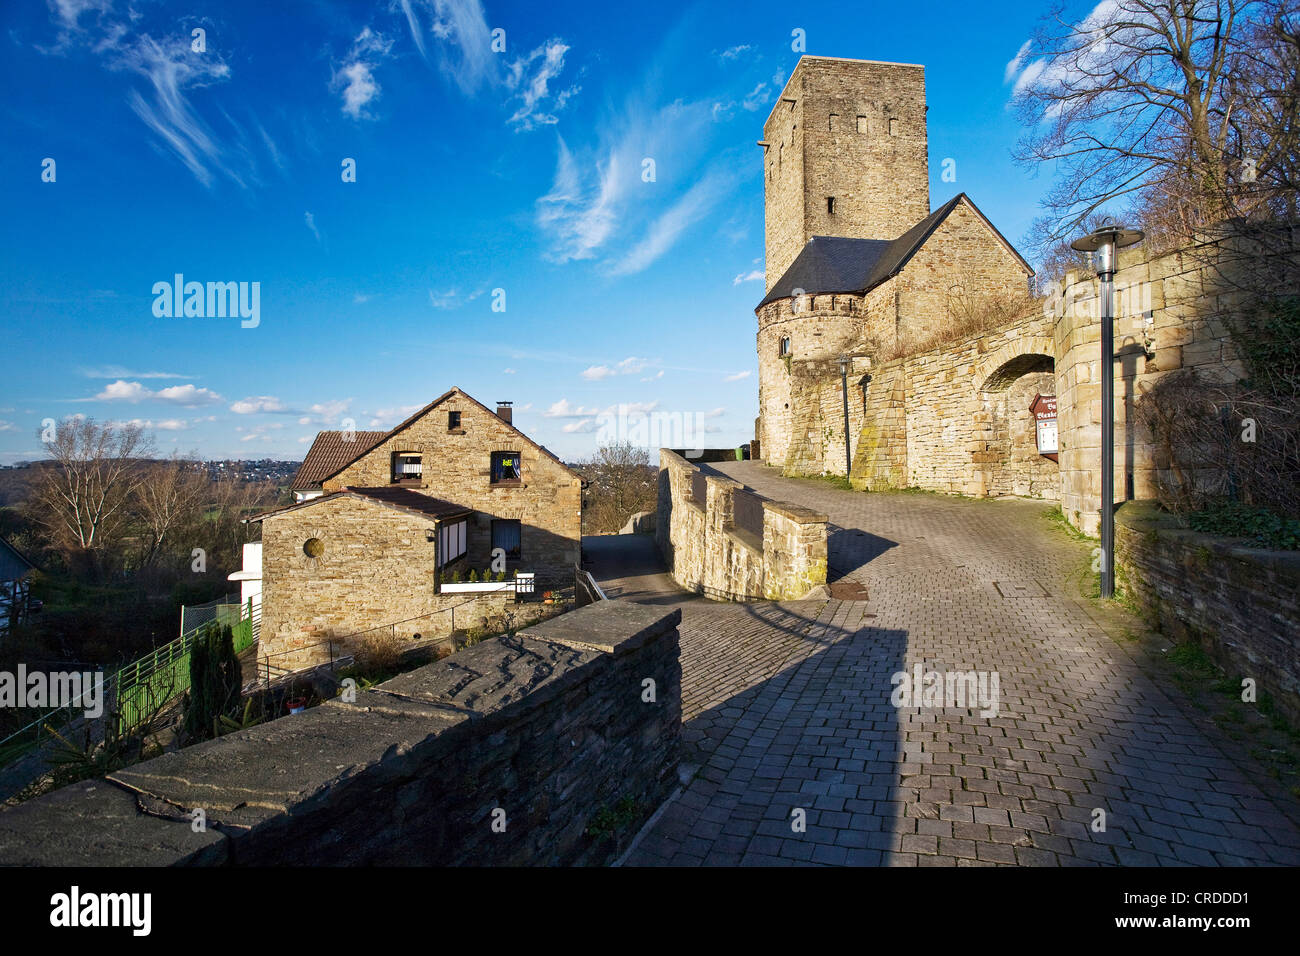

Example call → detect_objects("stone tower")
761 56 930 291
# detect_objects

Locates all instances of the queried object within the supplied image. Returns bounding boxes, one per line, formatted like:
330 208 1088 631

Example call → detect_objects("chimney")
496 401 513 425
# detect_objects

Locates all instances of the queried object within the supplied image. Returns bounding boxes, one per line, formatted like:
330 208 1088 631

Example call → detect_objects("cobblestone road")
596 462 1300 866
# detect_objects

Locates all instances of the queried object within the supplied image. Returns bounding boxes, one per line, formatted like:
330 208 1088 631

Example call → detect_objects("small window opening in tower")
828 113 838 131
889 117 898 136
856 115 866 133
827 197 836 215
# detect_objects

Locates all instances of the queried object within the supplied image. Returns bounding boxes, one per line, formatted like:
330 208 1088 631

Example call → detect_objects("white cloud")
230 396 288 415
733 270 764 285
353 293 372 304
333 27 393 120
741 82 768 111
562 419 598 433
0 421 17 433
304 211 322 243
93 380 221 406
640 370 664 382
724 370 751 382
503 367 516 374
505 38 576 130
545 398 599 418
429 287 485 309
1004 39 1033 84
309 399 353 422
581 365 614 381
400 0 495 93
718 44 751 61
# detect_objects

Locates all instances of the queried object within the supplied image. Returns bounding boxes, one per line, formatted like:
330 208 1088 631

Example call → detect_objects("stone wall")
0 602 682 866
1115 501 1300 725
656 449 827 600
1052 239 1256 534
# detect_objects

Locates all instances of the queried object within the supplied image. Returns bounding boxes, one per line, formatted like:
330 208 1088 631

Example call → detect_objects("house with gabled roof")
252 387 585 668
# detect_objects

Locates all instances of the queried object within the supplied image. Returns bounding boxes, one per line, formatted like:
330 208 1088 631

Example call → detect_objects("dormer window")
392 452 422 484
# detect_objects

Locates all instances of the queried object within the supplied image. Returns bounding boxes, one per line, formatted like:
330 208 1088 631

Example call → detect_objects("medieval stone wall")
1052 240 1253 534
0 603 683 867
657 449 827 600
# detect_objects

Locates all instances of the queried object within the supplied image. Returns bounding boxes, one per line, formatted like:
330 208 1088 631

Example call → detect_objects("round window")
303 537 324 558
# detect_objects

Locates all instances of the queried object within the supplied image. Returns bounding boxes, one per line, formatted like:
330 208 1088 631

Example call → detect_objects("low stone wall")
0 602 682 866
1115 501 1300 724
656 449 827 601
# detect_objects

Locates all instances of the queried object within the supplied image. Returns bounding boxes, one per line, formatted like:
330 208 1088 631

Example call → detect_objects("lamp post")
838 354 852 480
1069 224 1144 598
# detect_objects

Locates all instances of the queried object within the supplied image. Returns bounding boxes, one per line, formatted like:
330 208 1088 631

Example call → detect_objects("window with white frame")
438 517 467 567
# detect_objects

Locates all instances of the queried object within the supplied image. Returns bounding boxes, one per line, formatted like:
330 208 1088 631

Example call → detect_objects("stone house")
253 387 585 668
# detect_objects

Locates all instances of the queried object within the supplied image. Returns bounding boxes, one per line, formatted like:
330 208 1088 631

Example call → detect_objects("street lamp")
1070 223 1144 598
838 354 852 480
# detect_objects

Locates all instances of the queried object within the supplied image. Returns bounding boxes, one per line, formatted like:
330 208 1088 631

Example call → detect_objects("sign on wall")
1030 394 1059 459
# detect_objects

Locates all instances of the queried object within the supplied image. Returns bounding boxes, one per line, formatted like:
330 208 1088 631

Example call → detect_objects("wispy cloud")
544 398 600 418
717 44 751 62
1004 39 1033 84
230 396 288 415
732 269 764 285
723 370 751 382
81 365 188 379
429 287 485 309
605 168 733 277
399 0 495 93
304 211 322 244
505 38 578 130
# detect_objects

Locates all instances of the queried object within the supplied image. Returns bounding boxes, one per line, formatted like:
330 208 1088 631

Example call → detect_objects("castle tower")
761 56 930 291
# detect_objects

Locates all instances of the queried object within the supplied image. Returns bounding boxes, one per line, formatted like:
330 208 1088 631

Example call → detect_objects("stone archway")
973 338 1059 499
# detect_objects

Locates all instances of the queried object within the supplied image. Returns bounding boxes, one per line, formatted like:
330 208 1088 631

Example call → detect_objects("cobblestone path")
592 462 1300 866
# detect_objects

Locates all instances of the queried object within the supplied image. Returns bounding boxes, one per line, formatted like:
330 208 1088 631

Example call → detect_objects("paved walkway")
595 461 1300 866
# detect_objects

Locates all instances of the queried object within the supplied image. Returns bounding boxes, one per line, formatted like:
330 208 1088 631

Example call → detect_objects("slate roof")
0 537 35 583
758 194 1032 308
291 430 388 490
248 487 473 524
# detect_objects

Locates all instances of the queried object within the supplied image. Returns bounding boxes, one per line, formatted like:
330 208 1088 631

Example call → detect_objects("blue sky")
0 0 1071 465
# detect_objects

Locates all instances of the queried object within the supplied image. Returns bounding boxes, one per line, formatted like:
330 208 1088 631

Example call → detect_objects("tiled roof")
758 194 1031 308
291 430 388 490
247 487 472 524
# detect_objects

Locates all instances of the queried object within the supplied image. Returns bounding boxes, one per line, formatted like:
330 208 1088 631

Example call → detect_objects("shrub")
354 630 405 677
181 622 243 744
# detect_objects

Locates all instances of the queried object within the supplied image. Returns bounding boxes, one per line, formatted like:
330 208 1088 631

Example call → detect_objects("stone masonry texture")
0 602 682 866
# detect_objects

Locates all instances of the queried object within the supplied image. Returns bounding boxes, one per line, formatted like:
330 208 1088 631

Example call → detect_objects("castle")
753 56 1254 535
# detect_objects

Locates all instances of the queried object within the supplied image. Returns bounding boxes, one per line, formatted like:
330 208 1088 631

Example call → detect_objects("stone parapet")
0 602 682 866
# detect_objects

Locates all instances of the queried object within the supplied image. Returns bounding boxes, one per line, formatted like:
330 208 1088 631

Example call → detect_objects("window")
491 519 521 559
828 113 838 131
779 336 791 357
826 197 836 215
491 451 521 484
303 537 324 558
437 517 467 567
889 117 898 136
856 115 866 133
448 410 462 431
392 452 422 484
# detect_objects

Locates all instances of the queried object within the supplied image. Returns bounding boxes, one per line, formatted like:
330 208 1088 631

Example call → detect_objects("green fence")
114 598 258 735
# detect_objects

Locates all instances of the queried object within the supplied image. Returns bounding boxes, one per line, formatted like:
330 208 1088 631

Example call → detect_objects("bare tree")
1013 0 1297 252
579 442 657 534
31 418 154 567
134 455 208 568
